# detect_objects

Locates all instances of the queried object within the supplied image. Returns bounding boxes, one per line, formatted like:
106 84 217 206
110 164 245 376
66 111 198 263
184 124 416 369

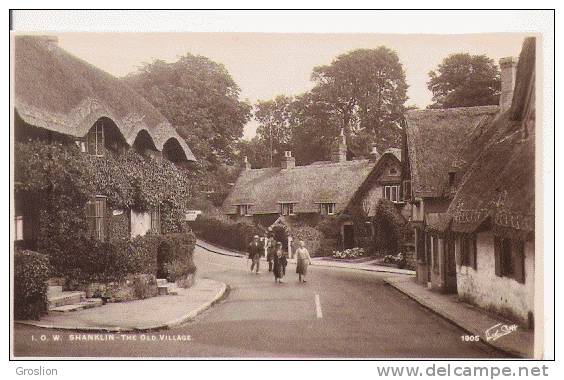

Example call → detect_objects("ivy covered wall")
14 140 195 274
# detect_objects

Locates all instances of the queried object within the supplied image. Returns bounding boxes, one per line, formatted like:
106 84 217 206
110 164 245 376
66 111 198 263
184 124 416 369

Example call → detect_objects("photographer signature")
485 323 518 342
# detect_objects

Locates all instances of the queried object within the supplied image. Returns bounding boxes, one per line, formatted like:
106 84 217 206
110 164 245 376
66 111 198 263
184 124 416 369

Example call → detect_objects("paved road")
13 246 507 358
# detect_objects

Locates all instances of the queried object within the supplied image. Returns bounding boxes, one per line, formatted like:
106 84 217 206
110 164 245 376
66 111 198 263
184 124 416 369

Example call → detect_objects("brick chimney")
242 156 251 170
499 56 518 112
281 151 295 169
331 128 347 163
369 144 381 163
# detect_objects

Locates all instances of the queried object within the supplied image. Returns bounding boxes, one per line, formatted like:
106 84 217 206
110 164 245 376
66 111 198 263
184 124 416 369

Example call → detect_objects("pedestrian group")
247 229 311 284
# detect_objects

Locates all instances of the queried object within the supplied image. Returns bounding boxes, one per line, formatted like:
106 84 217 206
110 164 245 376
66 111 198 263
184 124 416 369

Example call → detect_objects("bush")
14 250 52 320
57 232 196 285
291 225 324 256
191 215 265 252
158 233 197 282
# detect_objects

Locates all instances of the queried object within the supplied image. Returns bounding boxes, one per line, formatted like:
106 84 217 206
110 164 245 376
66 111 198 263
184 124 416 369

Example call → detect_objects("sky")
53 32 530 139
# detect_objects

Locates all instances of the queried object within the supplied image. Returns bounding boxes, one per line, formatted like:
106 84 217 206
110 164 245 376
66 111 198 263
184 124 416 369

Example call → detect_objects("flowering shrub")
332 247 366 259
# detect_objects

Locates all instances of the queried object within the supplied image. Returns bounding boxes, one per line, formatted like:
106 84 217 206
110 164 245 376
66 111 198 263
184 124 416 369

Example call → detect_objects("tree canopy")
427 53 501 109
247 47 408 167
124 54 252 166
123 53 251 205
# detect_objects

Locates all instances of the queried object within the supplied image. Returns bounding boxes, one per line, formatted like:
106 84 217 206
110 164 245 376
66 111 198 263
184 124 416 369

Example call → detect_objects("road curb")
383 279 522 358
197 239 415 276
15 279 228 333
196 240 246 258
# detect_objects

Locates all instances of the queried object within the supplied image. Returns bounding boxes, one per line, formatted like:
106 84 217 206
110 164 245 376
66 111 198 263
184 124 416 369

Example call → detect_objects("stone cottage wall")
456 230 535 326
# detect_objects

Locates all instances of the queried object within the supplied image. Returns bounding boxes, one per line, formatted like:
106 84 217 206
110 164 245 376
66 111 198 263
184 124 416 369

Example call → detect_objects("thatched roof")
13 35 195 161
448 38 535 238
425 212 452 234
223 159 379 215
404 105 499 198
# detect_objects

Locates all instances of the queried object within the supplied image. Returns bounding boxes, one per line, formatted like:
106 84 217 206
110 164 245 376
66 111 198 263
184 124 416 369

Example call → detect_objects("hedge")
14 250 52 320
190 215 265 252
58 232 196 286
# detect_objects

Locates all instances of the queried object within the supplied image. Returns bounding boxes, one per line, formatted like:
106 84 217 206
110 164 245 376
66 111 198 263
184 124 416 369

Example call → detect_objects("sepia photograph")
8 9 552 362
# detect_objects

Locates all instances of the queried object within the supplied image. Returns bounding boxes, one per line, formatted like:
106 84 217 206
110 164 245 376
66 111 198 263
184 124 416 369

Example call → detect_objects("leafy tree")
427 53 501 109
254 95 294 166
123 54 252 168
311 47 408 138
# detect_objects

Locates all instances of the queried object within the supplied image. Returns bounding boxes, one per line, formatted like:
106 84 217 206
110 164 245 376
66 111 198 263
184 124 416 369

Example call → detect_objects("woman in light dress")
295 240 311 283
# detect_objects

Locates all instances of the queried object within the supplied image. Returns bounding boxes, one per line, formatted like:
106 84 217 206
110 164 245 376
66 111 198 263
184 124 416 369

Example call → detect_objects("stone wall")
456 230 534 326
83 274 158 303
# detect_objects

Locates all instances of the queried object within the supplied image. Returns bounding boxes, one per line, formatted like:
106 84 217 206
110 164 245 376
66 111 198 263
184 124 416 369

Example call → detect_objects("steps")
47 285 103 313
156 279 178 296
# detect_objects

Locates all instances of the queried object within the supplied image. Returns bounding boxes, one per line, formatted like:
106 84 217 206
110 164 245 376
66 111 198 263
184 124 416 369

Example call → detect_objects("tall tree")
123 54 252 166
311 47 408 139
427 53 501 109
254 95 294 166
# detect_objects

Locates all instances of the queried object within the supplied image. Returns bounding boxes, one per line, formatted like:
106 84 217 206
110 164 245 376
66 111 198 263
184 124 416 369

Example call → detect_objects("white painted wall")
456 230 534 325
130 210 151 237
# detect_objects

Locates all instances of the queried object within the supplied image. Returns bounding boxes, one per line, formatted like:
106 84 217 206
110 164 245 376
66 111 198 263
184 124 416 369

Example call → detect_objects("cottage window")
150 205 161 234
15 215 24 241
280 203 295 216
86 120 105 157
319 203 336 215
460 235 477 270
86 196 107 241
494 237 525 283
237 204 252 216
384 185 400 203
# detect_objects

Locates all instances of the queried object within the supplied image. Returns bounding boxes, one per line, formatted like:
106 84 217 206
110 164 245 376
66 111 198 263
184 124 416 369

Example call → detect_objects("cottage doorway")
443 238 458 294
343 224 355 249
156 242 173 279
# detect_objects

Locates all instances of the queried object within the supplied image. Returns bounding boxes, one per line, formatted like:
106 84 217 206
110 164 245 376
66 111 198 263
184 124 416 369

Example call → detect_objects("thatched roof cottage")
223 132 406 250
446 37 536 330
13 35 196 249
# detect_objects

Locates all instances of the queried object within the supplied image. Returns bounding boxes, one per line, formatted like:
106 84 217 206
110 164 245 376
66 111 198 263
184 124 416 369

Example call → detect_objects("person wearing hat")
248 235 263 274
266 235 276 272
272 241 287 283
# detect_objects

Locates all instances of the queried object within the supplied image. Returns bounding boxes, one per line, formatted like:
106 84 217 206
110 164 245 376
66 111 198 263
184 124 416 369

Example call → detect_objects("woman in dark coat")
272 242 287 283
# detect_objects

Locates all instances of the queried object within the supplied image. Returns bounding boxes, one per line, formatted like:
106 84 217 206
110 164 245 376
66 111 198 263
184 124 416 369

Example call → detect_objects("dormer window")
86 120 105 157
237 204 252 216
279 202 295 216
384 185 400 203
319 203 336 215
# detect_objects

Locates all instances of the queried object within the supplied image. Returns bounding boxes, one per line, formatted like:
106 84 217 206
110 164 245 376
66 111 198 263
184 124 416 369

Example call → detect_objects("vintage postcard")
9 10 552 362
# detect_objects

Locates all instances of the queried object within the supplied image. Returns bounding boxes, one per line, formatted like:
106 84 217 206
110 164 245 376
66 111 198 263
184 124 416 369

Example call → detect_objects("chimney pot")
281 152 295 169
499 56 518 112
369 145 381 162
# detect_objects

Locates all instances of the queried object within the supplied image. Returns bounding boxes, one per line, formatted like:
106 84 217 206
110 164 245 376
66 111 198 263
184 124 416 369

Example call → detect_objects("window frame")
86 196 107 241
460 234 477 270
494 237 526 284
86 120 105 157
319 202 336 216
150 205 161 234
279 202 295 216
384 184 400 203
15 215 24 241
237 204 252 217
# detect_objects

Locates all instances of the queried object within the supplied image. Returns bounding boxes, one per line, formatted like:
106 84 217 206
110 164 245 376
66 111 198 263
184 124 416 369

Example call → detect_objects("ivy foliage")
14 140 194 272
14 250 52 320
